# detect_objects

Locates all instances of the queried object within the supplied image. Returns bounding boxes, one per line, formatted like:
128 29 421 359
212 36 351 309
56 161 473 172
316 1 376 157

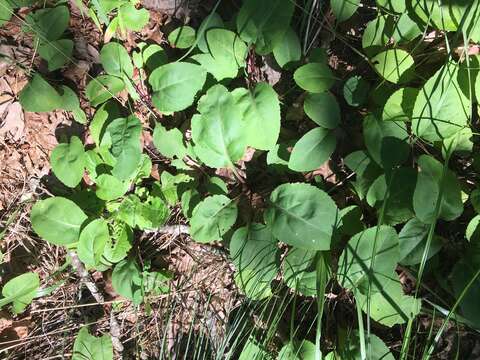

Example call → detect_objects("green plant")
2 0 480 358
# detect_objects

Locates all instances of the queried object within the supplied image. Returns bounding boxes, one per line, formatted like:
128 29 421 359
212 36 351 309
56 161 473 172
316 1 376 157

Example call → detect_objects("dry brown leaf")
0 102 25 141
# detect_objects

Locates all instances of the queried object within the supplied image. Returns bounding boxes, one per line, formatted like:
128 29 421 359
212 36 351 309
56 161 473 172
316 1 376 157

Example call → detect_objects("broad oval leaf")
25 5 69 41
190 195 238 243
149 62 206 113
233 82 281 150
338 225 399 293
236 0 294 55
77 219 110 267
111 259 143 304
277 340 316 359
50 136 85 188
19 74 64 112
230 223 279 283
31 197 87 245
294 62 336 93
192 28 247 81
100 42 133 78
371 49 414 84
343 75 370 107
344 150 383 200
152 123 187 159
168 25 196 49
362 16 391 56
398 218 443 265
117 2 149 32
1 272 40 314
197 12 224 53
38 38 73 71
117 195 169 230
355 273 421 326
85 75 125 107
273 27 301 68
264 183 339 250
72 327 113 360
376 0 405 12
283 247 317 296
413 155 463 224
191 84 247 168
288 127 336 172
363 114 410 169
331 0 360 22
95 174 129 201
366 167 417 225
412 61 470 142
304 92 340 129
382 87 418 122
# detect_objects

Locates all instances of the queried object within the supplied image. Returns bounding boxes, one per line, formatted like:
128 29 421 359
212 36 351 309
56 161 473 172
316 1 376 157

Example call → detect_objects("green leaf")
230 224 279 289
355 273 421 326
362 16 392 57
25 6 69 41
288 127 336 172
103 222 132 264
331 0 360 22
192 28 247 81
233 82 281 150
304 92 340 129
413 155 463 224
376 0 405 12
339 330 394 359
89 101 122 146
338 225 399 293
19 74 64 112
363 114 410 169
0 0 13 26
1 273 39 314
272 27 301 68
337 205 364 236
412 61 471 142
392 13 422 43
190 195 238 243
111 259 143 304
471 189 480 214
197 12 224 53
142 44 167 71
85 75 125 107
50 136 85 188
236 0 294 55
344 150 383 200
343 75 370 107
399 218 443 265
59 86 87 124
371 49 414 84
100 42 134 78
72 327 113 360
382 87 418 122
31 197 87 245
95 174 129 201
277 340 316 359
117 2 149 32
116 195 169 230
265 183 339 250
168 25 196 49
191 84 247 168
283 248 317 296
38 39 73 71
451 255 480 327
152 123 187 160
149 62 206 113
366 168 417 225
77 219 110 267
294 62 336 93
104 116 142 179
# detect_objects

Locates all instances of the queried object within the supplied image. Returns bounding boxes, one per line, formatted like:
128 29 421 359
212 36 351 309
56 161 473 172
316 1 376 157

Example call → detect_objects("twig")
68 251 124 353
144 224 190 236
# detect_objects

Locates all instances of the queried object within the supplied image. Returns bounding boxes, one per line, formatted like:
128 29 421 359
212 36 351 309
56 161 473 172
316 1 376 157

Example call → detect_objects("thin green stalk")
354 290 367 360
400 143 454 360
422 266 480 359
315 251 328 360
